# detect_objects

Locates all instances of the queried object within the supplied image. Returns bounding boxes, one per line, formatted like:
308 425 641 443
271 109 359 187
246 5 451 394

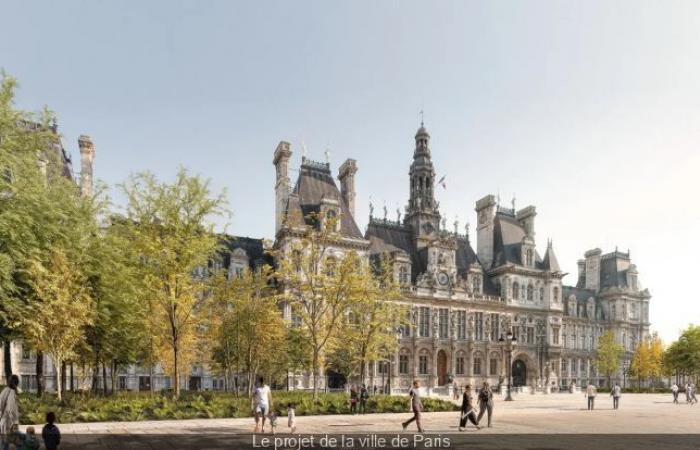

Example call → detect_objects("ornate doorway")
512 359 527 387
437 350 447 386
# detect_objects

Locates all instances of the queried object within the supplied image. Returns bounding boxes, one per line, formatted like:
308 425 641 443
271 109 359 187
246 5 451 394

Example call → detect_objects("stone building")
273 123 651 394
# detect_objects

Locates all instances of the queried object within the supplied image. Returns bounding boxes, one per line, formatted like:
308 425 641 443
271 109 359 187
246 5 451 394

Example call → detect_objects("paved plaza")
20 394 700 449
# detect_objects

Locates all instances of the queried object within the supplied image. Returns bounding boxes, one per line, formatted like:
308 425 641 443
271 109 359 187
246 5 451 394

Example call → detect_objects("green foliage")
596 330 624 386
15 391 457 424
663 324 700 379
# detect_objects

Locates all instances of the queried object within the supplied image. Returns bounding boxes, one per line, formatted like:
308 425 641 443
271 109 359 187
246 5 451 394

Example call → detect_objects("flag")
438 175 447 190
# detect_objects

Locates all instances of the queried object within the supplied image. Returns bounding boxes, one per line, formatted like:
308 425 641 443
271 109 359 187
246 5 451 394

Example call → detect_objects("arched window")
325 256 337 276
611 304 617 319
527 285 534 301
553 287 560 302
512 282 520 300
526 249 534 266
539 287 544 302
472 275 481 294
399 266 409 285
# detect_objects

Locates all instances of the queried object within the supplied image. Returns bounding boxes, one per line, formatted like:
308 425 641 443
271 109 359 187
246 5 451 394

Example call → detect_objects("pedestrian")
690 383 698 405
41 412 61 450
0 374 20 450
685 383 691 404
610 383 621 410
585 383 597 410
477 382 494 427
349 385 358 414
21 426 40 450
359 384 369 414
458 385 481 431
287 403 297 434
252 377 273 433
401 380 424 433
268 409 280 435
671 383 679 404
452 381 459 400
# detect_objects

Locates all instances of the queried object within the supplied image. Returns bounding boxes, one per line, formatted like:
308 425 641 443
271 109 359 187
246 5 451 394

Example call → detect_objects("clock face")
438 271 449 286
422 222 434 235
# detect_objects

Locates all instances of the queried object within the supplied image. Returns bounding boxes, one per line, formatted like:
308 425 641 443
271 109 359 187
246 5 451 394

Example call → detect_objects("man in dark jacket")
458 385 481 431
477 382 494 427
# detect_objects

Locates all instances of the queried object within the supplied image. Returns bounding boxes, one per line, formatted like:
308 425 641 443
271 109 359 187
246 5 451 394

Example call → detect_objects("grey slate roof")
542 244 561 272
287 159 364 239
218 235 272 270
600 255 629 289
364 221 423 279
562 285 605 320
492 212 543 268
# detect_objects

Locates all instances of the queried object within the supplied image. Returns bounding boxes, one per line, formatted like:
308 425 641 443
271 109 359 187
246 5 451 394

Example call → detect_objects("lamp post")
499 330 518 401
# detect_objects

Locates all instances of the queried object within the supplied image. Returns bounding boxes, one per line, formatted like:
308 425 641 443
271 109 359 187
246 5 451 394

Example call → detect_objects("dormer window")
527 285 534 301
553 287 560 302
512 282 520 300
399 266 409 285
471 275 482 294
526 249 534 266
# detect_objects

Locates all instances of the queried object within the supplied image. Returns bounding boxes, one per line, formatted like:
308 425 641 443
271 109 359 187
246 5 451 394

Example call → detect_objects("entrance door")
512 359 527 387
437 350 447 386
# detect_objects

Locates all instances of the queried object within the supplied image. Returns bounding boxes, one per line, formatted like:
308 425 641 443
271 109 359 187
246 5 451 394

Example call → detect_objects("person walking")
0 375 20 450
252 377 273 433
671 383 679 404
586 383 597 410
359 384 369 414
477 382 494 427
458 385 481 431
401 380 424 433
690 383 698 405
610 383 621 410
685 383 691 404
452 381 459 400
349 385 358 414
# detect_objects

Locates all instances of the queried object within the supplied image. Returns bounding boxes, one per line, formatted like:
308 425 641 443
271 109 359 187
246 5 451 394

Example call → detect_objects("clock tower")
405 122 441 248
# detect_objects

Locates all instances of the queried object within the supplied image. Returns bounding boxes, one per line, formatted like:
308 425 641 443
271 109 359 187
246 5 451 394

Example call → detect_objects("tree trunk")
312 349 319 400
111 360 117 393
55 357 63 401
61 361 67 395
3 339 12 382
70 363 74 391
91 349 100 393
36 351 44 396
102 363 108 395
173 344 180 399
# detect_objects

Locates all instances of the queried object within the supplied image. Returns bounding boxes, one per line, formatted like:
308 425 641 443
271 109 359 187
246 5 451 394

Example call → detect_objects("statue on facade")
432 310 439 337
369 201 374 219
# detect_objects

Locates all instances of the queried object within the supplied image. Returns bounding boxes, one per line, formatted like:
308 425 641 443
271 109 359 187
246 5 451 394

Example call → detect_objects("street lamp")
499 330 518 401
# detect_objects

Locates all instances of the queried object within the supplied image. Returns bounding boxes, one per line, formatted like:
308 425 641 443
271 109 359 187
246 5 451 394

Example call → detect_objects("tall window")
553 328 560 345
400 311 411 338
539 287 544 301
512 282 520 300
21 345 31 360
419 355 428 375
399 266 409 285
399 355 409 374
527 328 534 344
526 249 533 266
489 358 498 375
527 285 534 301
562 360 568 375
562 333 567 348
553 287 560 302
473 357 482 375
490 313 500 341
456 356 465 375
439 308 449 338
472 275 481 294
457 310 467 339
474 312 484 341
419 307 430 337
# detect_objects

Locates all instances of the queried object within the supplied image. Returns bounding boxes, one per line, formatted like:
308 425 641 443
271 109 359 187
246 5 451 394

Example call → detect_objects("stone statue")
453 218 459 234
396 207 401 222
465 222 470 237
369 201 374 218
383 205 388 220
416 197 422 209
432 310 439 336
450 312 456 338
441 216 447 230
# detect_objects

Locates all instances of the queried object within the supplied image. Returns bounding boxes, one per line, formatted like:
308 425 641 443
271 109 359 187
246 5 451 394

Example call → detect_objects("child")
21 427 40 450
41 412 61 450
287 403 297 434
7 424 24 450
268 409 279 435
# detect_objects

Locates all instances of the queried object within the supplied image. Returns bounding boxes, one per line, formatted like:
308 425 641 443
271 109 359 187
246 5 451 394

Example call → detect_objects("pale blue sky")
2 0 699 342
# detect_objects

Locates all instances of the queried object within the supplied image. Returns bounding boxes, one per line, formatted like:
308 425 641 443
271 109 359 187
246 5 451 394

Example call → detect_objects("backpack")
361 388 369 399
479 388 490 403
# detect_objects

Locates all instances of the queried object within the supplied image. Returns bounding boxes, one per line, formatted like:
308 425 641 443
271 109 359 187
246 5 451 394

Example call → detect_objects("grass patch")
17 391 457 424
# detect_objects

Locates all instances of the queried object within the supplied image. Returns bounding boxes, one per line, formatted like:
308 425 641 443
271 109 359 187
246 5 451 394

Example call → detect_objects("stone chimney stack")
338 158 358 219
516 205 537 238
584 248 602 291
78 135 94 197
475 194 497 268
273 141 292 234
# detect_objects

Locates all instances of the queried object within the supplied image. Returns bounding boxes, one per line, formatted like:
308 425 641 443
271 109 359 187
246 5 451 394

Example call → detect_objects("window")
472 275 481 294
474 312 483 341
400 312 411 338
292 250 302 274
539 287 544 301
562 333 567 348
457 310 467 339
419 307 430 337
439 308 449 339
399 355 409 374
553 287 559 302
21 345 31 360
419 355 428 375
562 360 568 375
473 357 482 375
579 359 585 374
20 375 37 392
489 358 498 376
399 266 409 285
456 356 465 375
325 256 336 276
118 376 127 390
527 328 534 344
526 249 533 266
527 285 534 301
377 361 389 374
553 328 560 345
571 334 576 349
512 282 520 300
490 314 500 341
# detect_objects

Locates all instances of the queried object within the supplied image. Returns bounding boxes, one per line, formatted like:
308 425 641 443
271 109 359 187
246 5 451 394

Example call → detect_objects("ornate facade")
273 123 651 393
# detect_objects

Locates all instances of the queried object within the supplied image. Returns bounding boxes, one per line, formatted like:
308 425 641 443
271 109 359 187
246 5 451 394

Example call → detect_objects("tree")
20 249 94 400
121 169 228 398
663 325 700 384
339 255 406 382
596 330 624 387
275 213 366 399
630 339 650 388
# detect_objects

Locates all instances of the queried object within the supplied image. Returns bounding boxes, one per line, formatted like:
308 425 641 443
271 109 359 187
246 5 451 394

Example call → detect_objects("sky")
2 0 699 343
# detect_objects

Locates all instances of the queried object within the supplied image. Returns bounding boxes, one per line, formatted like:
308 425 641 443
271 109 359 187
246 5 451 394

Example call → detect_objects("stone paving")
26 393 698 435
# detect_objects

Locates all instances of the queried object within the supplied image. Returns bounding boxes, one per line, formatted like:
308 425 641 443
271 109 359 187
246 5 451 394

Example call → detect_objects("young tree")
596 330 624 387
121 169 227 398
630 339 650 388
275 213 366 399
21 249 94 400
663 325 700 384
208 266 286 396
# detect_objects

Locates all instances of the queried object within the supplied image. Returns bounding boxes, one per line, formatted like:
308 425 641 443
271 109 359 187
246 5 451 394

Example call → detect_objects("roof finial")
465 221 470 238
419 109 424 127
383 202 388 220
301 139 308 158
396 203 401 223
511 194 516 211
369 197 374 219
324 147 330 164
454 215 459 234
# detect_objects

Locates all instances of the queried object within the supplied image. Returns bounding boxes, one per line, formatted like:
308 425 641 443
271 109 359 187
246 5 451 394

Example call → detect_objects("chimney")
273 141 292 234
577 259 586 287
516 205 537 238
338 159 358 219
584 248 602 291
78 135 94 197
475 194 497 268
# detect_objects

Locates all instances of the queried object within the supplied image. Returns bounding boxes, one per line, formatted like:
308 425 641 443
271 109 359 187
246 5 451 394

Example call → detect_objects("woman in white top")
252 376 272 433
0 375 20 446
